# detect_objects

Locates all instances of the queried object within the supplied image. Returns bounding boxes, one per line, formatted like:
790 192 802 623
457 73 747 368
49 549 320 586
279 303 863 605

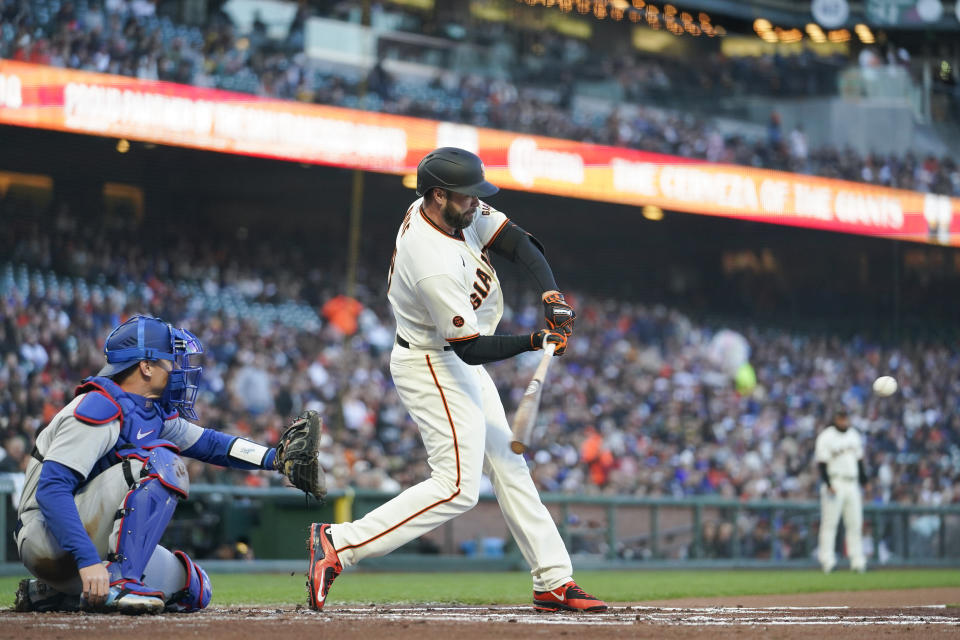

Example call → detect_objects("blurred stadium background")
1 0 960 579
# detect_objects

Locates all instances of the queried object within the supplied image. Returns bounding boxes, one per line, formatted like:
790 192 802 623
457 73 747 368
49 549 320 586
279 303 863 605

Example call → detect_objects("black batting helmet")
416 147 499 198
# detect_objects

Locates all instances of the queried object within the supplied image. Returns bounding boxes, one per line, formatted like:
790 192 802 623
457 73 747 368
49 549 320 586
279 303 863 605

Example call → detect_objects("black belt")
396 335 452 351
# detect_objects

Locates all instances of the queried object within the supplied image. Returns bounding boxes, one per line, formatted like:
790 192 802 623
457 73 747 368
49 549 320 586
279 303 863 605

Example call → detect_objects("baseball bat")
510 342 556 454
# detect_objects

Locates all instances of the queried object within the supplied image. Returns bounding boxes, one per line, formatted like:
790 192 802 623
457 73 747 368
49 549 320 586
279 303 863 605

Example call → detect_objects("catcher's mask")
99 315 204 419
416 147 499 198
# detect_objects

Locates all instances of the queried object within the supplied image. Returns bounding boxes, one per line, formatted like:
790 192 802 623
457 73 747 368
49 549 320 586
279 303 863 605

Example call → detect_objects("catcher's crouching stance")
14 315 325 614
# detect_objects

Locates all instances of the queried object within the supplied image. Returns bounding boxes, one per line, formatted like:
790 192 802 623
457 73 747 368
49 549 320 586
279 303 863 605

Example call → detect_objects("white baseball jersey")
814 425 863 479
388 197 508 348
815 424 866 572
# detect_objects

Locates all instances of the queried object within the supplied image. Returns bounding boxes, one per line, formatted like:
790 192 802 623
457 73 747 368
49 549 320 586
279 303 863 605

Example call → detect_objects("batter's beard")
442 201 475 231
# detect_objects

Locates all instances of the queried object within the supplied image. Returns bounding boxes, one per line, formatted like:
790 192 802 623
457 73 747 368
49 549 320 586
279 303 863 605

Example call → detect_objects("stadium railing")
3 482 957 573
165 485 960 570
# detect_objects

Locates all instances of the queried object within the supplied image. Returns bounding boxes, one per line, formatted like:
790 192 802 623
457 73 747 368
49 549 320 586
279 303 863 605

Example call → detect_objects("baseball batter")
814 408 868 573
14 315 320 614
308 147 606 613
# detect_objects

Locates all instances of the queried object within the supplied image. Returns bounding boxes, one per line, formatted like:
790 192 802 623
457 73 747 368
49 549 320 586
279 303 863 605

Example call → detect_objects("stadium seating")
0 200 956 510
1 0 957 197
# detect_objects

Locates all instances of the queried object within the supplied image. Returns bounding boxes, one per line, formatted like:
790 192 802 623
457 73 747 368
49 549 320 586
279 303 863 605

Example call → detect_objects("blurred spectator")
322 295 363 336
230 352 274 415
767 112 783 148
0 431 28 471
366 58 392 99
214 538 255 560
0 194 957 512
789 124 808 171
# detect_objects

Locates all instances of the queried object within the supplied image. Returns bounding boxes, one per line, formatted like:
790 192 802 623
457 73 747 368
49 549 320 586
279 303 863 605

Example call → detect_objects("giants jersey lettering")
388 198 509 347
814 426 863 478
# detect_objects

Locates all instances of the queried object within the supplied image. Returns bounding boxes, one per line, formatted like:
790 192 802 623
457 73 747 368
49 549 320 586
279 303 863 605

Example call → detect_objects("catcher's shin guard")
107 447 187 599
166 551 212 612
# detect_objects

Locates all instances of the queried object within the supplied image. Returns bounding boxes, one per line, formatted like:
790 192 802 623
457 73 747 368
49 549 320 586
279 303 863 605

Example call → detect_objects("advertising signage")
1 60 957 245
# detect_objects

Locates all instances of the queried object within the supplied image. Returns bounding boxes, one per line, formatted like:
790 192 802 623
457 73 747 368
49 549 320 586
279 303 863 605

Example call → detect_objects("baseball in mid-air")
873 375 898 397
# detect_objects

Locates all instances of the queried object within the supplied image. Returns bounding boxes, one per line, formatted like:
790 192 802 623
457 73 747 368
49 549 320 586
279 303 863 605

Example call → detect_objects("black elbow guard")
490 222 544 259
526 230 545 254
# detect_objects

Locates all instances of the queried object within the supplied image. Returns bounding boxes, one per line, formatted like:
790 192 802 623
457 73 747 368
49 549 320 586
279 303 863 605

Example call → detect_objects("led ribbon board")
1 60 957 245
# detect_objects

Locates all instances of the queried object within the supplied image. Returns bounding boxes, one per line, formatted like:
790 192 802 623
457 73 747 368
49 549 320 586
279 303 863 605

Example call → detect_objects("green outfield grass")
3 569 959 607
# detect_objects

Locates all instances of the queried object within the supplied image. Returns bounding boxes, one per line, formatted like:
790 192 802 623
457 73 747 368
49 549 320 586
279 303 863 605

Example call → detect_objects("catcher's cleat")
533 581 608 613
307 523 342 611
15 578 80 612
93 585 164 615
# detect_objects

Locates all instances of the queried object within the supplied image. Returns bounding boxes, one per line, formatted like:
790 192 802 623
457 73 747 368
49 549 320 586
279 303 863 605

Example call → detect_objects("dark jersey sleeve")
487 222 559 293
818 462 831 489
449 334 536 366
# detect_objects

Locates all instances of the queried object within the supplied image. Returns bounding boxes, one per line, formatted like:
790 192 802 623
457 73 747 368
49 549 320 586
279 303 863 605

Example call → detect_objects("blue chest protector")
74 376 180 480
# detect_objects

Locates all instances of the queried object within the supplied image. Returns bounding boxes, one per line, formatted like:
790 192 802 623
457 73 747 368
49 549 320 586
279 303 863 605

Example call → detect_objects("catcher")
14 315 324 614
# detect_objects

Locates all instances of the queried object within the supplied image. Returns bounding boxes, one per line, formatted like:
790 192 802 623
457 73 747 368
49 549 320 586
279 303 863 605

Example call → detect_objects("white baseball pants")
818 478 865 572
329 345 574 590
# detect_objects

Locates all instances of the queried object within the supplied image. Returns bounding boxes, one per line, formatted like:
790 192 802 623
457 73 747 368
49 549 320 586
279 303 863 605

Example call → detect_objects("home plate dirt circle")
6 606 960 639
324 603 960 626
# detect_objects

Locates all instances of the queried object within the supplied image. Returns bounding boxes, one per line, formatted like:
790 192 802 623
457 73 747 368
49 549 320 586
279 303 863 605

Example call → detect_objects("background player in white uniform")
814 408 868 573
308 147 606 613
15 315 299 614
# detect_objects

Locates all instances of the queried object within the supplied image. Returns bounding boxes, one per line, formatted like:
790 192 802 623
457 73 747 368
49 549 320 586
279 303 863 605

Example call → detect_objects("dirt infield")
4 589 959 639
637 587 960 608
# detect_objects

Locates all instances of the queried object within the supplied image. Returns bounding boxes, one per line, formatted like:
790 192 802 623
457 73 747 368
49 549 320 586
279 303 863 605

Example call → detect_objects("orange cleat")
533 581 608 612
307 523 342 610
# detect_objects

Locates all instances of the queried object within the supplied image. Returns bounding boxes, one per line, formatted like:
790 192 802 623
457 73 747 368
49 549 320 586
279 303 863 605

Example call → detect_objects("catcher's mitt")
275 410 327 501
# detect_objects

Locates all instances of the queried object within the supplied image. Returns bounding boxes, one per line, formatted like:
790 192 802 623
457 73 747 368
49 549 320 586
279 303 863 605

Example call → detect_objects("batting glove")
531 329 568 356
542 290 575 336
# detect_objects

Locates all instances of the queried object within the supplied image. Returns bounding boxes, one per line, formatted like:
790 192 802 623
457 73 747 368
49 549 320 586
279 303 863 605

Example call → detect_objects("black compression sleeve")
488 222 558 293
450 334 534 366
818 462 831 489
857 460 868 486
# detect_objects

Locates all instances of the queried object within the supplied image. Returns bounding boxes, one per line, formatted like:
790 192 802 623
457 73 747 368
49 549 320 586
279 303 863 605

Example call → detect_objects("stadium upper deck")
1 0 957 198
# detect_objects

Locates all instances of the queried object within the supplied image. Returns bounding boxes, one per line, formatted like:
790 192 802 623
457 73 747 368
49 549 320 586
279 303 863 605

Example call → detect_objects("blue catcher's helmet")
99 315 204 420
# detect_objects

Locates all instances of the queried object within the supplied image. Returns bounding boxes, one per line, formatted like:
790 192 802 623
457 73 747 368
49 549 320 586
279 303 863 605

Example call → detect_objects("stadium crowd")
2 199 958 518
1 0 958 197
